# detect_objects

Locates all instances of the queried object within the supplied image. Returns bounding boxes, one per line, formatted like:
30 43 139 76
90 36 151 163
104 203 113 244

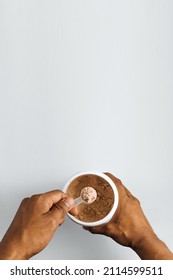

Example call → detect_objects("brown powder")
66 174 114 222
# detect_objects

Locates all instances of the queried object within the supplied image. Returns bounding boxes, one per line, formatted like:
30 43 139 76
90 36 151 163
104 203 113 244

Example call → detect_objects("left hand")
0 190 76 259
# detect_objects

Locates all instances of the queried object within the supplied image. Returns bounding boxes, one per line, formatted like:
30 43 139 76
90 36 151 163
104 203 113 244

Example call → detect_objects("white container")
63 171 119 227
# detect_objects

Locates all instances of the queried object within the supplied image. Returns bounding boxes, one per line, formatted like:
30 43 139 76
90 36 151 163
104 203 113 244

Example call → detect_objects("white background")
0 0 173 260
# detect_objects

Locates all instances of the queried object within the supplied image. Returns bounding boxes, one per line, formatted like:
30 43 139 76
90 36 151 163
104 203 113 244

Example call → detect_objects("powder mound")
67 174 114 222
80 187 97 204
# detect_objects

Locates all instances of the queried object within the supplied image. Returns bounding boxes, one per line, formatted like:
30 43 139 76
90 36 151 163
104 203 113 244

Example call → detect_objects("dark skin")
84 173 173 260
0 173 172 260
0 190 76 260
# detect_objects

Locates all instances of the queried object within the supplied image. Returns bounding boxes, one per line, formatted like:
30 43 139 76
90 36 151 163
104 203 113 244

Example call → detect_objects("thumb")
50 197 74 223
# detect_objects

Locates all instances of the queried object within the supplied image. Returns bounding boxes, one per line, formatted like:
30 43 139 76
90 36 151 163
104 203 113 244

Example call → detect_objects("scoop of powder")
80 187 97 204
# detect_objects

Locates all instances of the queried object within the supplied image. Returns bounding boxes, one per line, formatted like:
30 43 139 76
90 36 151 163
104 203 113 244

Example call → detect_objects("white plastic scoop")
73 187 97 207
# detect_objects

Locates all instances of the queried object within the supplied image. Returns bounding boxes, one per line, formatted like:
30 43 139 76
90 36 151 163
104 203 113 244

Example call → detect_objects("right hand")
84 173 173 259
84 173 156 248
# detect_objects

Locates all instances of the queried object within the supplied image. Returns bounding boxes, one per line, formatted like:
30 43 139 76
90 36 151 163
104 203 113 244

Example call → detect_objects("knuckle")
49 218 58 228
54 203 67 216
105 172 122 185
134 197 141 205
20 197 29 206
21 197 29 203
31 194 44 203
116 178 122 185
30 194 39 200
59 217 65 226
49 216 64 228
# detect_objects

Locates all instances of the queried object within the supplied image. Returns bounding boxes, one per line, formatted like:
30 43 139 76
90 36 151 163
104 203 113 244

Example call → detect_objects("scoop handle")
73 196 83 207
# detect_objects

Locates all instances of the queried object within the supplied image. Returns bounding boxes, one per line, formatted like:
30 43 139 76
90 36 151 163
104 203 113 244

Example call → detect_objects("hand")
0 190 76 260
84 173 173 260
84 173 154 247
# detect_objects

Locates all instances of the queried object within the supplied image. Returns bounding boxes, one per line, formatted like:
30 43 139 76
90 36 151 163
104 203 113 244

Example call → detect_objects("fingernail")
63 197 74 208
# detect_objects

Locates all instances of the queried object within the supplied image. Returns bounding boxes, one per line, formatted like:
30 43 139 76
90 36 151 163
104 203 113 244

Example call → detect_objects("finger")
104 172 122 186
49 197 74 225
83 225 105 235
104 172 127 196
105 173 139 206
69 206 78 216
38 190 68 213
123 185 134 198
